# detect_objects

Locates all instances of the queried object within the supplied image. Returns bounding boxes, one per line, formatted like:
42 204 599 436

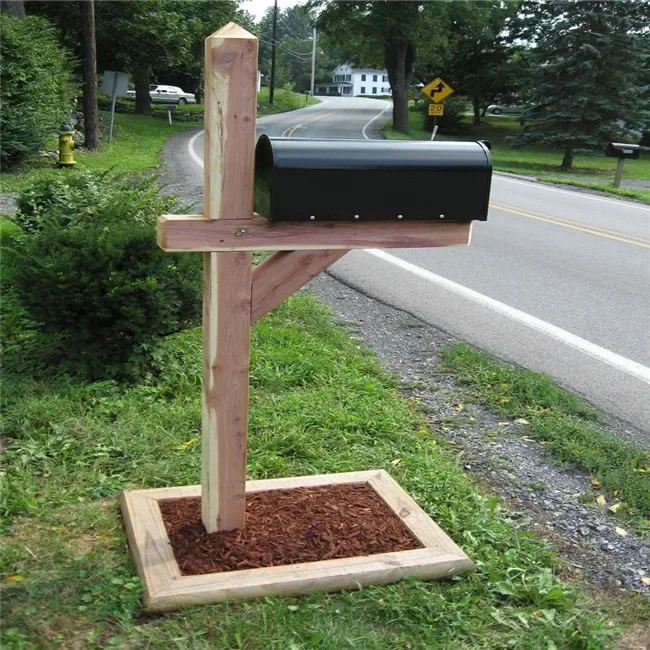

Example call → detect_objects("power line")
260 38 313 61
280 16 310 42
260 35 313 57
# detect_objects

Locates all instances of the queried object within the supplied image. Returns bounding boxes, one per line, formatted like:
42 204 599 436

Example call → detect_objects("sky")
243 0 308 20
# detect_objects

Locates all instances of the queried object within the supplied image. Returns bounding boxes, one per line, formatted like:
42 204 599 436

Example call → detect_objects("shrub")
0 15 76 169
422 96 470 135
5 171 202 380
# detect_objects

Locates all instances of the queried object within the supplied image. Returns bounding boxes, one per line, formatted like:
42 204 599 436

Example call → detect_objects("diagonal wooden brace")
251 250 349 324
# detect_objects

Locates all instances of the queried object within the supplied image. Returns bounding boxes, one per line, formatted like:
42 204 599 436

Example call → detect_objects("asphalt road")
185 96 650 438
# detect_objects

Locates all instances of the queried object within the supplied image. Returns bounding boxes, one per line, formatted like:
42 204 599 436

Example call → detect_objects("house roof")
333 64 387 75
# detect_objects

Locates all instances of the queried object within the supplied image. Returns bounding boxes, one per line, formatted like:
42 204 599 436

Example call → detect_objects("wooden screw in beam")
201 23 258 533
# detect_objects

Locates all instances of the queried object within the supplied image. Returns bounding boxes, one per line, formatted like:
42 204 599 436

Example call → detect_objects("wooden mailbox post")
121 23 479 611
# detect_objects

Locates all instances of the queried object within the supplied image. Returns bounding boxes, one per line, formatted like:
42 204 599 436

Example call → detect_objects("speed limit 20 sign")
428 104 444 117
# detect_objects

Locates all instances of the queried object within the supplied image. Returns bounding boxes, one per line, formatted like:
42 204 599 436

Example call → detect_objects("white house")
315 64 391 97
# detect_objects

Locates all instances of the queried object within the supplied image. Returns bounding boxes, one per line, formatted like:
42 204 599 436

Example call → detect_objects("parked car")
126 84 196 105
487 103 527 115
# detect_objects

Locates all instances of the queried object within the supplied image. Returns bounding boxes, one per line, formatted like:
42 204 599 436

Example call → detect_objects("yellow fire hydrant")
58 122 76 167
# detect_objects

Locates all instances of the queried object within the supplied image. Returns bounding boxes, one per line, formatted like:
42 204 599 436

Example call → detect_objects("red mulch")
160 483 423 575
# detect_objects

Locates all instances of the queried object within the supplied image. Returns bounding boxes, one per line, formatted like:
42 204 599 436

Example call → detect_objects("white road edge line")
188 129 204 169
366 249 650 385
362 101 392 139
495 174 650 211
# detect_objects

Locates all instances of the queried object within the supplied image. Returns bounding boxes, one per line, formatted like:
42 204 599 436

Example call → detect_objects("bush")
4 171 202 380
0 15 76 169
422 96 470 135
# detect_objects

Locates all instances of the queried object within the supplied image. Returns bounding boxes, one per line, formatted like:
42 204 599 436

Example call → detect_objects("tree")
256 4 317 93
310 1 426 133
26 1 240 116
515 0 650 169
80 0 98 149
437 1 525 126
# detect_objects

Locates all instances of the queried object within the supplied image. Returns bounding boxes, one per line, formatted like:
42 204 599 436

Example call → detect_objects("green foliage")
3 171 202 380
421 96 470 135
420 0 528 125
443 343 650 520
257 88 319 116
0 112 197 195
514 0 650 168
0 14 76 169
256 4 323 93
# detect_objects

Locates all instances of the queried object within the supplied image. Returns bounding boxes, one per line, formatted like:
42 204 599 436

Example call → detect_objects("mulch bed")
160 483 423 575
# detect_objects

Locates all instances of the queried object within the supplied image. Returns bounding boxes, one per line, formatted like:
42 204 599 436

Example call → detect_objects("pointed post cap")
207 22 257 41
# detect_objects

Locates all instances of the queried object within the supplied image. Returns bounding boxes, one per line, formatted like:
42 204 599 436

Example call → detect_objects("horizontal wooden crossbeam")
158 215 473 252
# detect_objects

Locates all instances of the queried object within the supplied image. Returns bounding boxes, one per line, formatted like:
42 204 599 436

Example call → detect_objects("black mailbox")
606 142 640 160
254 136 492 222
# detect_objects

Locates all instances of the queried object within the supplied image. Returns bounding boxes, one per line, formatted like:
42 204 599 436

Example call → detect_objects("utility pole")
80 0 99 149
310 27 316 96
269 0 278 105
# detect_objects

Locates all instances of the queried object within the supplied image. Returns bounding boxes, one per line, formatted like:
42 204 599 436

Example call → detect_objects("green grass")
0 90 320 195
257 88 319 115
1 294 639 648
0 112 195 194
537 176 650 204
442 343 650 526
385 111 650 204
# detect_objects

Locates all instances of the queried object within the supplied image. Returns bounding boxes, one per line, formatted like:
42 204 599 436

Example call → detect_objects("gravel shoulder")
308 273 650 601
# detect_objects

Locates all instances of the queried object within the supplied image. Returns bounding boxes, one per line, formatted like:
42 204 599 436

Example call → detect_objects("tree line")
2 0 649 171
311 0 650 168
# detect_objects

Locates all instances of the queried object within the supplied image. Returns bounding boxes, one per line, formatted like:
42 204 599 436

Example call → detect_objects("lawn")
385 110 650 204
1 294 632 649
0 112 196 194
0 89 319 195
257 88 320 115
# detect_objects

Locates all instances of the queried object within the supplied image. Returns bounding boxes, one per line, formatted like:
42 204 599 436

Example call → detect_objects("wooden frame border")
121 470 474 611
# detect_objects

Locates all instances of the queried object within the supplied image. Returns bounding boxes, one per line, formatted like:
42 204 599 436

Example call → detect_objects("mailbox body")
254 136 492 223
605 142 640 160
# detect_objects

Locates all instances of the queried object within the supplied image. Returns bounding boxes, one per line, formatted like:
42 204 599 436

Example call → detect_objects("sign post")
102 71 129 143
422 77 454 141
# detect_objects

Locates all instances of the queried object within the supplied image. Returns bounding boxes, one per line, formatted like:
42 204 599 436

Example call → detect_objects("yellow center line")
490 202 650 249
491 202 650 244
281 103 356 137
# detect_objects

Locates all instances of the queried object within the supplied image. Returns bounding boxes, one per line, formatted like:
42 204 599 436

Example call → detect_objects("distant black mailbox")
605 142 640 160
254 136 492 223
